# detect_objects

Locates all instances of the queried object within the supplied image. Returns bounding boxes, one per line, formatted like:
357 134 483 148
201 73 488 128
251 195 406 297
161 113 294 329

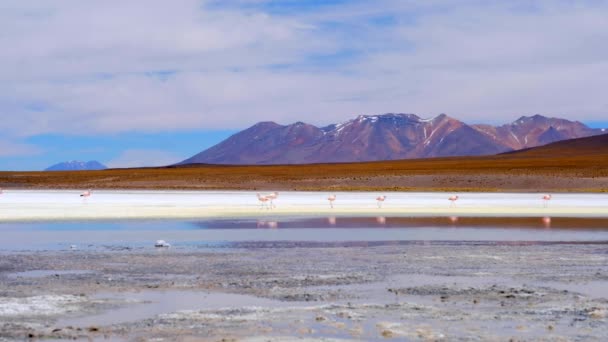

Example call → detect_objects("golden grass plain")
1 151 607 192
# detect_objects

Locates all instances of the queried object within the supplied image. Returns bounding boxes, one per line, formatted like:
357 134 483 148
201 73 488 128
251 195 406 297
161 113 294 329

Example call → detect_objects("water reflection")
257 220 278 229
3 217 608 252
199 217 608 230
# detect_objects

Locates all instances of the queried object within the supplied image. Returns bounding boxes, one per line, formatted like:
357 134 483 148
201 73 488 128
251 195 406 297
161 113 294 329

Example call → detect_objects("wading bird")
449 195 459 207
327 194 336 208
542 194 552 208
376 195 387 208
80 189 92 197
265 192 279 208
155 240 171 248
257 193 270 210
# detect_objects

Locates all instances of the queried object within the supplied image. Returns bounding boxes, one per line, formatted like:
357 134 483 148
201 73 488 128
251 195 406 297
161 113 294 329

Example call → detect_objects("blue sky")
0 130 237 171
1 0 608 170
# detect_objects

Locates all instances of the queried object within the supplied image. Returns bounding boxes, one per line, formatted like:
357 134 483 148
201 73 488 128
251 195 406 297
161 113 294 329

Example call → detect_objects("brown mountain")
471 114 599 150
180 114 604 165
501 132 608 158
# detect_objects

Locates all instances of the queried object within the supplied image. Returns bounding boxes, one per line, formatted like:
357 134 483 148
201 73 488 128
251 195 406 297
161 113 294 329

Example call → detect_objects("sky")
1 0 607 170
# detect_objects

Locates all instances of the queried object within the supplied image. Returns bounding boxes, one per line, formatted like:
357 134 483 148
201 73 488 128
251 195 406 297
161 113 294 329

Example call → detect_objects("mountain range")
44 160 107 171
180 114 605 165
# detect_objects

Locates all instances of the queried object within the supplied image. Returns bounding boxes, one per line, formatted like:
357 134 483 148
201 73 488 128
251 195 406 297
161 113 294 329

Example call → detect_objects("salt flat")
0 190 607 221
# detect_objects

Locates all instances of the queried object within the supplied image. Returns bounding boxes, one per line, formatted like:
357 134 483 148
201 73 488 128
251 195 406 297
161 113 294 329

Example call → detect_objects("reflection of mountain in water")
190 216 608 230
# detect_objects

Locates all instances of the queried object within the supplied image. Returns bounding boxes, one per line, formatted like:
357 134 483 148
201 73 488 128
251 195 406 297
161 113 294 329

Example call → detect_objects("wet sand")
1 240 607 341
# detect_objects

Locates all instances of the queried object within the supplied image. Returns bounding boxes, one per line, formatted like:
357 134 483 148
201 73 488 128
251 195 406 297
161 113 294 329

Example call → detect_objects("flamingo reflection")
257 220 278 229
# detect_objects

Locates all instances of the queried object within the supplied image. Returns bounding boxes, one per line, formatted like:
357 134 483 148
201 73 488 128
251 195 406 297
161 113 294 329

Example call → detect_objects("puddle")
7 270 94 278
58 290 312 327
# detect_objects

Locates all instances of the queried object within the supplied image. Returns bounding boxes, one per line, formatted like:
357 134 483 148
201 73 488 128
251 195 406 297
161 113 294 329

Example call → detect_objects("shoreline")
1 190 607 222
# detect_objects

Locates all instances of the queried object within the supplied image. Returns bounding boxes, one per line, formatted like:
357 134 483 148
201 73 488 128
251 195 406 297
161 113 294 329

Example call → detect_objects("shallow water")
58 290 310 327
1 216 608 251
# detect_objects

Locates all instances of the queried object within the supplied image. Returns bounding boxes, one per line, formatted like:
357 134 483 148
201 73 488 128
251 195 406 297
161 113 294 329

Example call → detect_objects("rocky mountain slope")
180 114 604 165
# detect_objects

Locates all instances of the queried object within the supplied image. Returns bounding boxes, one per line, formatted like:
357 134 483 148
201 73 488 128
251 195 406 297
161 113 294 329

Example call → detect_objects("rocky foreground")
0 242 607 341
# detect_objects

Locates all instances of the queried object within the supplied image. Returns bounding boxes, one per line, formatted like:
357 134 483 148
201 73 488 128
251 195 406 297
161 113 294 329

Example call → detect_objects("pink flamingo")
327 194 336 208
80 189 92 197
448 195 459 207
376 195 387 208
257 193 270 210
542 194 552 208
265 192 279 208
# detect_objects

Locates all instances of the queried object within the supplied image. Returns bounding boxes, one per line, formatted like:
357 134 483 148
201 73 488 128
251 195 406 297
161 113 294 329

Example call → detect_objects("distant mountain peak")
44 160 107 171
180 113 603 165
252 121 282 129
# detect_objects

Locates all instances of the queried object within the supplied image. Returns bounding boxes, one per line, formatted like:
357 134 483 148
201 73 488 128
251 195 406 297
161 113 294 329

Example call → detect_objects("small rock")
381 329 394 338
589 309 606 319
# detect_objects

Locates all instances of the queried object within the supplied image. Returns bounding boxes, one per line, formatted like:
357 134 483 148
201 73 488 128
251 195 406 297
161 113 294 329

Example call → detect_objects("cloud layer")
2 0 608 139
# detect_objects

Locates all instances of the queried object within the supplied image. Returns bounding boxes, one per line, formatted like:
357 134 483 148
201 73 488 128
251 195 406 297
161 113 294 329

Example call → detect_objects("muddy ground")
1 242 607 341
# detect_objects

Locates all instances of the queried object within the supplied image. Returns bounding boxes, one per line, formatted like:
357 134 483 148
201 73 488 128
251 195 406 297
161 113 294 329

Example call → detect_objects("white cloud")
1 0 607 138
0 140 42 157
106 149 182 168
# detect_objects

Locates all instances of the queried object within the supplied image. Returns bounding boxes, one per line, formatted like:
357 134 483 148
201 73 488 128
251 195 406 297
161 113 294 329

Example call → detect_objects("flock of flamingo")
0 188 555 209
255 192 553 209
